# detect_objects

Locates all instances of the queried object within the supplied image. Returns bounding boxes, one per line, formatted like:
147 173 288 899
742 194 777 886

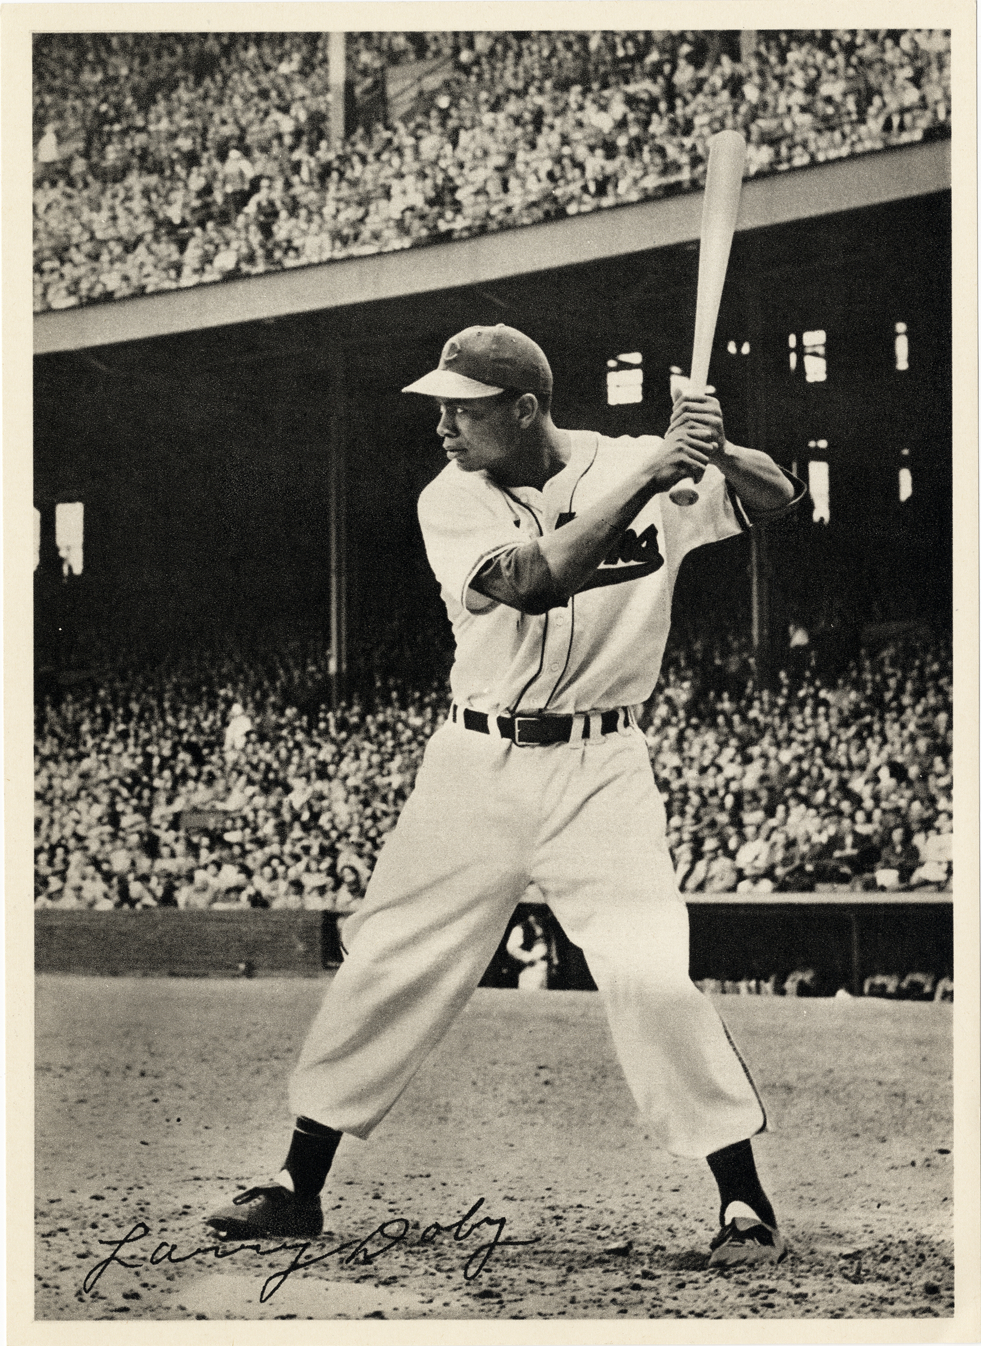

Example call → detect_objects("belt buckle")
513 716 542 746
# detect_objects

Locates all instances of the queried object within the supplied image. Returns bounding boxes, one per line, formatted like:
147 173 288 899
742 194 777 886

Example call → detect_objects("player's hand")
646 398 724 492
668 392 727 465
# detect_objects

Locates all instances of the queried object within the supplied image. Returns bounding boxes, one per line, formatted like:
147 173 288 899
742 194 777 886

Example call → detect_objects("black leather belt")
451 704 627 745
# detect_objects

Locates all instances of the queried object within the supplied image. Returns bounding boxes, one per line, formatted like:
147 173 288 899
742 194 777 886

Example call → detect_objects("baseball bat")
669 130 747 507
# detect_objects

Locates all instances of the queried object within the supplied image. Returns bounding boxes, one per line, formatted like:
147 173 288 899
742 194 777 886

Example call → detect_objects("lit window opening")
55 502 84 576
899 468 913 502
607 352 643 405
895 321 909 371
808 461 830 524
802 329 827 383
668 365 716 402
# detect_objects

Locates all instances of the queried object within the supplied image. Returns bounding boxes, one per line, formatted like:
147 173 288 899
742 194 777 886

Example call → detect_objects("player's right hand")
645 421 712 492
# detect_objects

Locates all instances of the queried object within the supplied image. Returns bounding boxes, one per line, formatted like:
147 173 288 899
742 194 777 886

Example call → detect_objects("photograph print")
20 7 973 1335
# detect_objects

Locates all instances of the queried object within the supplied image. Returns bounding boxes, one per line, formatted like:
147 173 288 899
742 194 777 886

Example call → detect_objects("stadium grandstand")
33 28 952 993
34 29 949 311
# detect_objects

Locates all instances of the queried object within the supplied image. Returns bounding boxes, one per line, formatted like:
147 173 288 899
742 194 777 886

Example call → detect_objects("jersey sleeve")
417 470 524 614
660 460 805 557
471 543 566 615
743 468 807 520
658 458 745 557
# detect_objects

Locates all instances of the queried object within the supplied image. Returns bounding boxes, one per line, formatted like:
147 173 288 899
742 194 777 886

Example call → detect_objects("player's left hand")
668 393 727 464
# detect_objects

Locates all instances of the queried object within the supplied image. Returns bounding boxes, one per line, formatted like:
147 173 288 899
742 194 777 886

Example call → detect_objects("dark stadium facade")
35 182 951 694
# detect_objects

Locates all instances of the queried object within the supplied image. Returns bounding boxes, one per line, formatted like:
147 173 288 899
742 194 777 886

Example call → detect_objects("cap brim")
401 369 504 398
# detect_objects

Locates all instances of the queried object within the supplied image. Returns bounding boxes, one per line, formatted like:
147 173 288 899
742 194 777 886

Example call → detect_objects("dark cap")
402 324 553 399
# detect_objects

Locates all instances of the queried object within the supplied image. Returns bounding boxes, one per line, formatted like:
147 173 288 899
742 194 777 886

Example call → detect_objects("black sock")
282 1116 342 1199
706 1139 777 1229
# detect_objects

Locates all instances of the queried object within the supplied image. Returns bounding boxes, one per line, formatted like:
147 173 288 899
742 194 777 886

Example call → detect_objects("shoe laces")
232 1183 286 1206
709 1218 775 1251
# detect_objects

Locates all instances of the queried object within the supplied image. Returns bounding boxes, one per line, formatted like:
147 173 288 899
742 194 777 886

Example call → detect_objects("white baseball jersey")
418 430 749 715
290 426 781 1157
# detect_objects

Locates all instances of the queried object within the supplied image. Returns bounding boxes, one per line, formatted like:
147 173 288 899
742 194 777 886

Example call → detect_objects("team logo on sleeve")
556 513 664 589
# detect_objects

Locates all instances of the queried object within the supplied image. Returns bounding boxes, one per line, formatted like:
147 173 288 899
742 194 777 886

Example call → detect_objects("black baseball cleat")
707 1215 787 1267
205 1182 324 1240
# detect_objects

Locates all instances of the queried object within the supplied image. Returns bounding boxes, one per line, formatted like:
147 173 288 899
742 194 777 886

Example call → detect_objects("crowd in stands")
34 639 441 917
33 29 950 311
34 633 953 920
649 637 953 896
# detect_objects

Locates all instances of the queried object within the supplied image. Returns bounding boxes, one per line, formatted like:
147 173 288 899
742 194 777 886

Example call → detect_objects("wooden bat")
669 130 747 507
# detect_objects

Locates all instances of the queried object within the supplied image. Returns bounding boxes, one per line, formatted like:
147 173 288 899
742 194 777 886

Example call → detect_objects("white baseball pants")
290 716 766 1158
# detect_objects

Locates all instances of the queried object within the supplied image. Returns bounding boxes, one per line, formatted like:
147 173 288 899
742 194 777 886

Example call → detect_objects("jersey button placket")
544 602 574 690
542 482 574 698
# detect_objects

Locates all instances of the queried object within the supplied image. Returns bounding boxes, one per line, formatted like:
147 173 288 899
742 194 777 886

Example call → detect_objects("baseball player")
206 324 802 1267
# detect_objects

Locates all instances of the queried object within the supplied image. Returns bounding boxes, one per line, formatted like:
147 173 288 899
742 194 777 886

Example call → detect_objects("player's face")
435 395 521 475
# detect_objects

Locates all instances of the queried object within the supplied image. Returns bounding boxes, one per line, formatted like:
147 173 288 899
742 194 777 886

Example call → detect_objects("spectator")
874 823 920 889
79 861 113 909
675 836 697 891
177 870 215 910
699 839 737 893
734 823 772 892
686 834 740 893
331 863 366 939
271 877 306 910
332 863 365 908
224 701 253 757
34 631 951 906
910 811 952 887
33 30 951 312
505 910 554 991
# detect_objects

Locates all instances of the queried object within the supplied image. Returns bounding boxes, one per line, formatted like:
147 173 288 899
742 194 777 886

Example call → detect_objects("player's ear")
514 393 538 426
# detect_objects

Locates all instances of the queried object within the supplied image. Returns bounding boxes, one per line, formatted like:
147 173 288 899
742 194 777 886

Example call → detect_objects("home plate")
181 1271 436 1319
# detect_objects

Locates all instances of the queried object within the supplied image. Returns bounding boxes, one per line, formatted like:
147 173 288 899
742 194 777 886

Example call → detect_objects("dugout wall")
35 898 953 994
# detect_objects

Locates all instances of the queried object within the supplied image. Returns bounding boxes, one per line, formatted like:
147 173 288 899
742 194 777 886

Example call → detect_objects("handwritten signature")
82 1197 537 1303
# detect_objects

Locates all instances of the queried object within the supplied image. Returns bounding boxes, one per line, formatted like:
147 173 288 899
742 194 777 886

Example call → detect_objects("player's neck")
489 423 570 492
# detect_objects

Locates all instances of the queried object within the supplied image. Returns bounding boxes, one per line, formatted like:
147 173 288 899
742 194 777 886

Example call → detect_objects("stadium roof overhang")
33 140 949 357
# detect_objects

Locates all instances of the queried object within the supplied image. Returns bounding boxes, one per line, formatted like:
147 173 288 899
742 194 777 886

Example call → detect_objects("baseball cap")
402 324 553 399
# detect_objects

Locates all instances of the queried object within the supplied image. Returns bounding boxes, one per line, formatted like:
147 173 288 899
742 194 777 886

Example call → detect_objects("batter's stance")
207 325 802 1266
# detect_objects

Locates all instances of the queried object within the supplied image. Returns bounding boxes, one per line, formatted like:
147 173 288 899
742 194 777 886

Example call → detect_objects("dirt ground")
35 974 953 1322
